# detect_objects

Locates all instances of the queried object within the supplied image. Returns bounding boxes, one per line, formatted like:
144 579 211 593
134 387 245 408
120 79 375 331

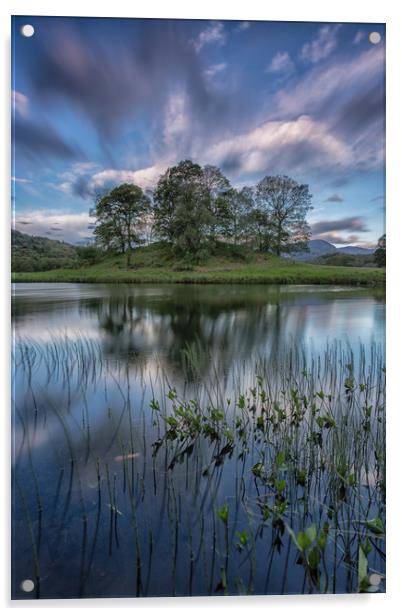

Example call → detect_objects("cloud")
313 232 362 245
267 52 294 74
311 216 369 235
57 162 165 199
13 210 94 244
273 45 385 171
205 115 353 177
193 22 226 52
12 91 29 118
11 176 32 185
353 30 365 44
370 195 384 203
204 63 227 79
162 91 191 151
300 24 341 64
13 116 81 162
323 194 344 203
24 19 227 146
234 22 250 33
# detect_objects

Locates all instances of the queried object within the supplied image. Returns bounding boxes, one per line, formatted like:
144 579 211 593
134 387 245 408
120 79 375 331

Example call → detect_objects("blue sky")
12 16 385 246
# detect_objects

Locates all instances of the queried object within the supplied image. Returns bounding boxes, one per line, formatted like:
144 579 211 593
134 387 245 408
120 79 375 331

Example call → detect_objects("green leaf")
218 503 229 525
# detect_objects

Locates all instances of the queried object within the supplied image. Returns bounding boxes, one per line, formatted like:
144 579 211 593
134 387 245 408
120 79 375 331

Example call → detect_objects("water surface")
12 284 385 598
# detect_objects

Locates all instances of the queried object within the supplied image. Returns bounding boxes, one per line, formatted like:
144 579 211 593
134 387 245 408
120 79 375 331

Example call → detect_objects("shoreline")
12 266 385 286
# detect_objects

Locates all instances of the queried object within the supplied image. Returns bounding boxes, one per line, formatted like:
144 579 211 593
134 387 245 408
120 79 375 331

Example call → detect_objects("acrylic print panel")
11 16 386 599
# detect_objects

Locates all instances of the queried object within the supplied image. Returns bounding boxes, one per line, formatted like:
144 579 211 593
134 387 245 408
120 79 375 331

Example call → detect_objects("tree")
93 184 150 267
225 186 255 245
202 165 232 241
255 175 313 255
373 234 386 267
153 160 212 259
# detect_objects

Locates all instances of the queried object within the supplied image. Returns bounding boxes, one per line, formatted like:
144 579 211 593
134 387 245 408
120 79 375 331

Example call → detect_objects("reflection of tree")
78 285 363 384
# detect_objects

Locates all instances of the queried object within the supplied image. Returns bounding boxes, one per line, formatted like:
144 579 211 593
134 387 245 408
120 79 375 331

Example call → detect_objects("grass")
12 242 385 285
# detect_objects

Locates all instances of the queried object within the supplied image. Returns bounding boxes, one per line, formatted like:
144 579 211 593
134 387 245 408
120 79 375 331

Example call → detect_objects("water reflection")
13 283 385 384
11 284 386 599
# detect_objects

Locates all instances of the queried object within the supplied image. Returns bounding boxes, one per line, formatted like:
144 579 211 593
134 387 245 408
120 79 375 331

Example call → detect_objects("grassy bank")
12 242 385 285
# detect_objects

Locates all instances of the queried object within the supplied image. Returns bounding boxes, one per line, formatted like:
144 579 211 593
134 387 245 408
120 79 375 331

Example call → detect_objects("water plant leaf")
218 503 229 525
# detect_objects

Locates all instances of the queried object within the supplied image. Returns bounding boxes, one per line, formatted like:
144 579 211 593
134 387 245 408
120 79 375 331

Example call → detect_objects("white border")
1 1 401 614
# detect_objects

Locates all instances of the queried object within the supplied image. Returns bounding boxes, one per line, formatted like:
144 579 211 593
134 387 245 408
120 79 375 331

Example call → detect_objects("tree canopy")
92 162 313 262
255 175 313 256
373 234 386 267
93 183 151 266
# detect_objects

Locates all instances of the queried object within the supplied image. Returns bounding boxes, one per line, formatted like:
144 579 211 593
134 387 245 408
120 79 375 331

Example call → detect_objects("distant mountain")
292 239 337 261
12 229 78 272
338 246 374 255
292 240 374 261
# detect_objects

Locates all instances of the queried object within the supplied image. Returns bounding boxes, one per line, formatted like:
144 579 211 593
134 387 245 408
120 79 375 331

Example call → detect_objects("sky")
12 16 385 247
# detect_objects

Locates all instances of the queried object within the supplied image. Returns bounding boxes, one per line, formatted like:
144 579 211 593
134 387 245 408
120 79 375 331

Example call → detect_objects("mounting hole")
369 573 382 586
369 32 381 45
20 579 35 593
21 24 35 38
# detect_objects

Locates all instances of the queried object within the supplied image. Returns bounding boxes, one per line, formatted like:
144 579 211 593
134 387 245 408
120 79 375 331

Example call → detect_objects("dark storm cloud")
311 217 369 235
25 19 230 143
324 194 344 203
14 116 81 161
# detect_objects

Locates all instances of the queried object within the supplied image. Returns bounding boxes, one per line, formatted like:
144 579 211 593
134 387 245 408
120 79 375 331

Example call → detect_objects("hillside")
12 241 385 286
292 239 374 262
12 229 78 272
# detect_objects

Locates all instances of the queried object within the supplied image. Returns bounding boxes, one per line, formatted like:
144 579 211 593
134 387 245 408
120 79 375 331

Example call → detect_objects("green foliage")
312 253 375 267
373 234 386 267
218 503 229 525
93 183 151 266
76 244 102 265
255 175 313 256
11 230 78 272
153 160 213 260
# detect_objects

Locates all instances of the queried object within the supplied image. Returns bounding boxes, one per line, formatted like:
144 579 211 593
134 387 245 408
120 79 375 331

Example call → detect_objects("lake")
12 283 386 598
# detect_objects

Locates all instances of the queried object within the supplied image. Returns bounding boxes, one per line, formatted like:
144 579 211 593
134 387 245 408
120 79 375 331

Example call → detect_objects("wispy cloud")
311 216 369 235
204 63 227 79
193 22 226 52
234 21 250 33
300 24 341 64
12 90 29 118
353 30 365 45
323 194 344 203
266 52 294 74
